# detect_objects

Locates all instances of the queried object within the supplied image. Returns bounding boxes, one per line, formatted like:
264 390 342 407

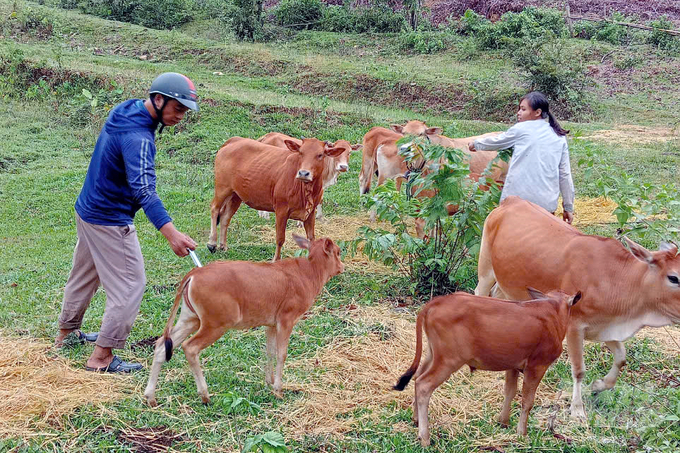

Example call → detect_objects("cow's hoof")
273 389 283 399
218 244 226 251
201 395 210 405
569 404 587 420
591 379 607 393
207 244 216 253
146 397 158 407
418 436 430 447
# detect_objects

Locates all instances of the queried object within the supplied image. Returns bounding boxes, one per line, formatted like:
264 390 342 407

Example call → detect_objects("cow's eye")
668 275 679 285
317 154 323 159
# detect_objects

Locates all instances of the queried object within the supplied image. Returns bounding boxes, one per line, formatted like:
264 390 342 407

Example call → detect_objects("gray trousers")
58 213 146 349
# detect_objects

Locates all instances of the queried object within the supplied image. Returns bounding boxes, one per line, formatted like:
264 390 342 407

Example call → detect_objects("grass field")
1 1 679 452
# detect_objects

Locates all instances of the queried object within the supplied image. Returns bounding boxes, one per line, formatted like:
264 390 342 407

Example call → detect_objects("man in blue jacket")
55 73 199 373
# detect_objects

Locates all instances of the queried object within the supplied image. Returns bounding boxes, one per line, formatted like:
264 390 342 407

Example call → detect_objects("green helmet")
149 72 199 112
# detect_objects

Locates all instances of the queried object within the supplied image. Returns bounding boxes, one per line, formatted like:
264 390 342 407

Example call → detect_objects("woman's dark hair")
520 91 569 136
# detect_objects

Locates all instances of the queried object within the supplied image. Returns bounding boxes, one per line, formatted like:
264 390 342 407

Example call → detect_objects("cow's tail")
161 274 193 362
394 307 425 391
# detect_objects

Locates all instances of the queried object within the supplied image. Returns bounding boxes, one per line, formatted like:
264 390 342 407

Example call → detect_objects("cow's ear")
569 291 582 306
324 147 345 158
351 144 363 151
390 124 404 134
526 287 547 300
292 234 310 250
624 237 655 265
425 127 443 136
284 140 301 153
323 238 334 256
659 242 678 256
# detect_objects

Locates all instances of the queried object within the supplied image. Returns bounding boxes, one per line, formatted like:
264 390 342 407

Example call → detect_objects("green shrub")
75 0 194 30
459 7 568 50
352 5 406 33
647 16 679 52
274 0 322 30
577 139 680 243
317 5 405 34
227 0 264 41
319 5 354 32
510 36 591 118
352 139 502 297
573 13 635 45
399 30 450 54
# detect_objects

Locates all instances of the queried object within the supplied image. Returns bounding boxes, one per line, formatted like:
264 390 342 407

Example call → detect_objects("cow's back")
426 293 565 370
484 197 639 321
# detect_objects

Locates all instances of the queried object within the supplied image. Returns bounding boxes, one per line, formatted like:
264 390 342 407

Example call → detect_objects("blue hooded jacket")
75 99 172 230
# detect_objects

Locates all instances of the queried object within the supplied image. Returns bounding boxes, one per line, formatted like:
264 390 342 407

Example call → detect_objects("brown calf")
394 289 581 446
144 235 344 406
208 137 344 260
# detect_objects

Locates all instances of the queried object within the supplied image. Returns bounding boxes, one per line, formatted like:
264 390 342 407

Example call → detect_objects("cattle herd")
144 121 680 447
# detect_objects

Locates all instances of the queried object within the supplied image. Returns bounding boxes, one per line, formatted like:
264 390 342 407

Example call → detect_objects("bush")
75 0 194 30
573 12 636 45
227 0 264 41
459 7 568 50
318 4 406 34
352 139 502 297
274 0 322 30
577 139 680 243
510 36 592 118
647 16 679 52
464 76 523 122
399 30 451 54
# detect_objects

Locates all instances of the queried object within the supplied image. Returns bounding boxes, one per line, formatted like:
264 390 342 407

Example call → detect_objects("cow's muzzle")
337 164 349 172
297 170 312 182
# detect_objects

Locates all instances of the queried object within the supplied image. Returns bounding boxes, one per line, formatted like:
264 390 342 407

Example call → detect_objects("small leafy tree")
351 138 503 298
576 137 680 243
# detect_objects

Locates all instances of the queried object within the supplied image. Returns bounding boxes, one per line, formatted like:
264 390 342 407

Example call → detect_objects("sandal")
85 355 143 373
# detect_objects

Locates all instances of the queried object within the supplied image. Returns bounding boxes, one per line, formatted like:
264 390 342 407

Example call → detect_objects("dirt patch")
0 332 133 439
117 426 184 453
585 125 679 146
130 336 160 352
288 72 471 115
639 325 680 354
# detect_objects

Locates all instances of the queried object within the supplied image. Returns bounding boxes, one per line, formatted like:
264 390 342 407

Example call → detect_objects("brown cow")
394 289 581 446
359 121 442 196
475 196 680 419
144 235 344 406
208 137 344 260
380 131 508 189
257 132 360 220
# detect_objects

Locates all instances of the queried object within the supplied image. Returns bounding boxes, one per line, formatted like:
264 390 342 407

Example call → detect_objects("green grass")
1 1 679 452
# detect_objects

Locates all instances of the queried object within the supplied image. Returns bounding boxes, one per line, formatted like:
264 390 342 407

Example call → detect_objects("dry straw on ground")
555 197 618 227
585 125 678 146
0 332 133 439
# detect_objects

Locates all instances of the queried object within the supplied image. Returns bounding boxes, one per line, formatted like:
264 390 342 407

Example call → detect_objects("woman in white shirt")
469 91 575 224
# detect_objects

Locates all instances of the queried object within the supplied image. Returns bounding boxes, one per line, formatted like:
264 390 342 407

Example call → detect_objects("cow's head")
624 238 680 320
285 138 344 183
390 120 443 137
392 121 443 154
326 140 361 173
293 234 345 276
